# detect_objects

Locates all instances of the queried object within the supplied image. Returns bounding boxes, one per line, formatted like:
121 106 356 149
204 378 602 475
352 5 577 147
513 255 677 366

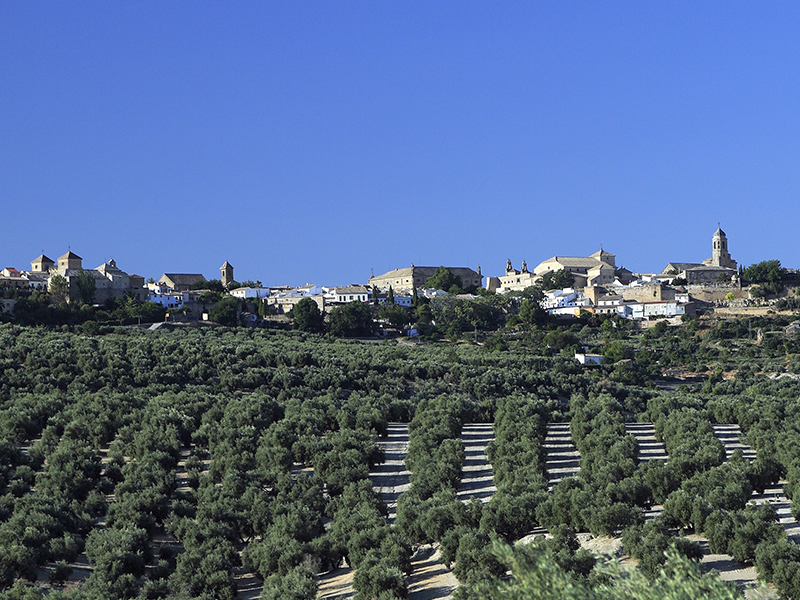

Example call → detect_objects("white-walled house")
267 284 327 314
622 301 688 320
378 294 413 307
575 353 603 365
148 289 188 309
421 288 449 299
230 287 270 299
334 285 370 303
542 289 593 315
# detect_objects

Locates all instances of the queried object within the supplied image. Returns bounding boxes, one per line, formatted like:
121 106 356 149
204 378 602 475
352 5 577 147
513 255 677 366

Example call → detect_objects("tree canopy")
536 269 574 291
426 267 463 293
209 296 240 326
329 302 375 337
740 260 786 295
291 298 325 333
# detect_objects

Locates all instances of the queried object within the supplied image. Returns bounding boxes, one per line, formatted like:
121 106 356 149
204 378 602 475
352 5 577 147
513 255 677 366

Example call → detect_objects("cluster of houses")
1 227 744 323
542 281 692 320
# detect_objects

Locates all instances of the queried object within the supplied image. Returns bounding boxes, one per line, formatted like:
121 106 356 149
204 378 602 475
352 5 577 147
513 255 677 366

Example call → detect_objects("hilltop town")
1 226 796 332
4 228 800 600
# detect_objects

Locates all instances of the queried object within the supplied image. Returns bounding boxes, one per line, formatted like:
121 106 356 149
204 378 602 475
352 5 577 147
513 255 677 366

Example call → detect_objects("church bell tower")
711 226 736 270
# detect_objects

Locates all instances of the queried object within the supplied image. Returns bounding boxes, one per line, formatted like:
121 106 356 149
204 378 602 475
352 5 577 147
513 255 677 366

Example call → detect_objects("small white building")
378 294 413 307
334 285 370 303
594 293 625 315
230 287 270 300
0 268 48 289
148 289 188 309
393 295 413 307
543 288 593 315
421 288 449 299
625 301 687 320
575 353 603 365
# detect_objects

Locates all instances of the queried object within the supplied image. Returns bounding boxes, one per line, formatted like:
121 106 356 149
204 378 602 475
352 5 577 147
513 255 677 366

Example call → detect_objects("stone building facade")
369 265 483 292
158 273 206 291
47 251 147 304
533 248 618 288
220 261 234 289
494 259 538 293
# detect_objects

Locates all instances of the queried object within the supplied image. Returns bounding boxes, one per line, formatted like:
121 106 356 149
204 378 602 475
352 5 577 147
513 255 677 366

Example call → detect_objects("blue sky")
2 3 799 286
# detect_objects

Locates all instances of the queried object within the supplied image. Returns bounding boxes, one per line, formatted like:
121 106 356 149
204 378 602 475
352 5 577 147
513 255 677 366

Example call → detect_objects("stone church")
662 226 737 283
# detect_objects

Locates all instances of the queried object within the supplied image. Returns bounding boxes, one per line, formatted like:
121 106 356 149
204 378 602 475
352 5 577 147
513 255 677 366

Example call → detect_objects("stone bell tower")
220 261 234 289
710 225 736 270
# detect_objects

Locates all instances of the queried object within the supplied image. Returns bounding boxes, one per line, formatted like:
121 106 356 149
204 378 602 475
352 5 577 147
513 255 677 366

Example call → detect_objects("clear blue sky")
2 3 799 286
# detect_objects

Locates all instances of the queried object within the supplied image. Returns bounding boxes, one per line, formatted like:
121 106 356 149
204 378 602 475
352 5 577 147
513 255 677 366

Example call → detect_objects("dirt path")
712 424 758 461
626 423 668 522
369 422 411 524
625 423 668 462
544 423 580 488
317 564 355 599
457 424 496 504
407 545 460 600
687 535 767 598
758 485 800 542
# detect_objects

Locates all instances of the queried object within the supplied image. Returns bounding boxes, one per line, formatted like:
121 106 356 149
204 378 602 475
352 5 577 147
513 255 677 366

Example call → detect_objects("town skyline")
0 223 780 291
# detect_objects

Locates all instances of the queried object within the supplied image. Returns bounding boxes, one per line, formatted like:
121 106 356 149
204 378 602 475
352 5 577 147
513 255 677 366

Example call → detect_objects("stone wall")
687 285 745 304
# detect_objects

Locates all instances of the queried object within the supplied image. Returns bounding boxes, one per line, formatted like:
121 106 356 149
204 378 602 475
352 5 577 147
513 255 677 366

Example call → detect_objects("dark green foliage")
85 526 149 570
517 525 596 582
430 295 509 338
704 503 782 563
517 297 549 326
484 395 549 540
353 550 408 600
260 566 316 600
3 312 800 595
190 278 218 291
622 519 702 579
291 297 325 333
602 341 634 364
209 296 240 326
755 536 800 598
536 269 575 291
49 560 72 586
542 330 579 351
453 530 506 585
457 541 740 600
313 428 383 496
426 267 463 293
329 302 375 337
741 260 786 295
74 269 97 305
378 303 412 329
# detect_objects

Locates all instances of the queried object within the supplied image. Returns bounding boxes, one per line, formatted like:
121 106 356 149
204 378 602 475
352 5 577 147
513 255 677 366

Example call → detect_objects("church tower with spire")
708 225 736 269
